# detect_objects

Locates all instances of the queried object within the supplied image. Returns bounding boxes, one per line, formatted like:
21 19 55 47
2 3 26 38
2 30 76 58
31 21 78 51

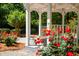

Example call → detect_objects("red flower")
48 38 52 42
67 52 74 56
13 32 17 35
67 46 72 48
64 37 68 41
57 27 62 33
40 39 44 43
61 36 64 39
52 31 55 37
61 36 68 41
5 33 10 37
54 43 57 46
56 43 60 47
46 32 50 36
34 40 37 44
65 26 71 33
37 38 40 40
54 43 60 47
34 38 44 44
45 29 51 36
34 39 38 44
35 40 40 44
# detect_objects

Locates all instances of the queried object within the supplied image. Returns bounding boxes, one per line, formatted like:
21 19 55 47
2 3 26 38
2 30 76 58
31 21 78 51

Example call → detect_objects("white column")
25 4 31 46
47 3 52 44
62 9 65 35
39 12 42 36
76 11 79 46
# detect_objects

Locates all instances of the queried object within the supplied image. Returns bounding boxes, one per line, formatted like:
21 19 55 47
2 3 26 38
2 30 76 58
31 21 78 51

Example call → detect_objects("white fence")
29 24 77 46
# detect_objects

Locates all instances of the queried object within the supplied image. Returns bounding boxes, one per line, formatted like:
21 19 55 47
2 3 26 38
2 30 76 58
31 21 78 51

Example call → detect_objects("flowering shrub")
5 37 16 46
0 31 18 40
34 37 44 45
0 31 18 46
0 43 5 48
35 25 78 56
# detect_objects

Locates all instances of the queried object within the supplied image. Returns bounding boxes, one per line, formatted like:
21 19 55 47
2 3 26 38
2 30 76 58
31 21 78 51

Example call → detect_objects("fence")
29 24 77 46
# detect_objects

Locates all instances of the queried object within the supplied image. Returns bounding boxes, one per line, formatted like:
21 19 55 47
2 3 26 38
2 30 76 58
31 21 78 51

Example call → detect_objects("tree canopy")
0 3 25 28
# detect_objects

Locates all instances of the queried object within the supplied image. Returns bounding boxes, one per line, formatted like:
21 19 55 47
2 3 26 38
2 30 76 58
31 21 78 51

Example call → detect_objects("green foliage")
40 33 77 56
7 10 25 32
52 12 62 24
5 37 16 46
65 11 78 24
31 11 39 34
0 3 25 28
68 19 77 32
41 47 53 56
41 12 47 26
31 19 39 26
41 12 62 25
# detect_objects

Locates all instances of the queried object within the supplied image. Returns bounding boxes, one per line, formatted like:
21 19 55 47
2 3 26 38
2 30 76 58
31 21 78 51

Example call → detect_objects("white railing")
29 24 77 46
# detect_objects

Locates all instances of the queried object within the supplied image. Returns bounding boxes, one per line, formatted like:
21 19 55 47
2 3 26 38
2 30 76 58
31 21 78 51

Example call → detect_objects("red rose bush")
34 25 78 56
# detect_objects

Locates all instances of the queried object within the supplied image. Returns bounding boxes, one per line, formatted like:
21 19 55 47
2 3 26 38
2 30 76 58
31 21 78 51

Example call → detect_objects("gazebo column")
77 11 79 46
47 3 52 45
25 4 31 46
62 8 65 35
38 12 42 36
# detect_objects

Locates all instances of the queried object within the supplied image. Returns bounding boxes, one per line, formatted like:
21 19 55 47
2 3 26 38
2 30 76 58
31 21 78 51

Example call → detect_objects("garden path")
0 46 38 56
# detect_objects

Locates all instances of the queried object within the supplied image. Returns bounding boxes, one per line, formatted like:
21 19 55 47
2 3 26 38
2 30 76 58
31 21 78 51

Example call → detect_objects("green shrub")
5 37 16 46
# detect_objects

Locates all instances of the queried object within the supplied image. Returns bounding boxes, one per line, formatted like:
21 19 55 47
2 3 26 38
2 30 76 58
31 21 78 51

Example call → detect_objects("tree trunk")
15 27 20 37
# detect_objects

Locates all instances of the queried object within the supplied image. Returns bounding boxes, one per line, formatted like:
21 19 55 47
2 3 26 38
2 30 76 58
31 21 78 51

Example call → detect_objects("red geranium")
34 38 38 44
45 29 51 36
67 46 72 48
52 31 55 37
6 33 10 37
66 52 74 56
40 39 44 43
13 32 17 35
37 38 40 40
57 27 62 33
54 43 60 47
48 38 52 42
61 36 68 41
65 26 71 33
34 40 40 44
34 38 44 44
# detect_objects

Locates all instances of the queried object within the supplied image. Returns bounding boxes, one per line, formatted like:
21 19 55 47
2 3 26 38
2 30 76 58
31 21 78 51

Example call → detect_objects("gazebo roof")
28 3 79 13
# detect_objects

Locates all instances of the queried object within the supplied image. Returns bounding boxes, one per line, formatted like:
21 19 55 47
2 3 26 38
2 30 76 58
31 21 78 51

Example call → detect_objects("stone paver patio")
0 46 38 56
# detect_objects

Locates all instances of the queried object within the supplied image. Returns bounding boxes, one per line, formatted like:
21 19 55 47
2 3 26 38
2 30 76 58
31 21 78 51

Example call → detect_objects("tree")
65 11 78 24
0 3 25 28
7 10 25 35
0 7 9 28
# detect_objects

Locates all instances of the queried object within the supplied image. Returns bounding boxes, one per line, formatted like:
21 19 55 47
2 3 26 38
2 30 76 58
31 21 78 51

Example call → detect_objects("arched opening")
31 11 39 35
52 12 62 25
41 12 62 25
65 11 78 32
41 12 47 26
65 11 78 24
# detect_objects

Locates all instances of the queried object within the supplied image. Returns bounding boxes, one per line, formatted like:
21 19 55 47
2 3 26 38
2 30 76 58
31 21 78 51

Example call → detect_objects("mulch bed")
0 43 25 52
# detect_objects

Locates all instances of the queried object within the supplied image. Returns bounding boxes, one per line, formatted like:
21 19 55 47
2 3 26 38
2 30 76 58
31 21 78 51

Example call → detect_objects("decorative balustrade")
29 24 77 46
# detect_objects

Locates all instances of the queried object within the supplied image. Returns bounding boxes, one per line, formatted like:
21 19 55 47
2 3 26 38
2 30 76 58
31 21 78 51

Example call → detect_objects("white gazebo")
23 3 79 46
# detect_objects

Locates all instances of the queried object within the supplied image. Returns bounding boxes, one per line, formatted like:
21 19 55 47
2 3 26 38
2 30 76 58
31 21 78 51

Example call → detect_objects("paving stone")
0 47 38 56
